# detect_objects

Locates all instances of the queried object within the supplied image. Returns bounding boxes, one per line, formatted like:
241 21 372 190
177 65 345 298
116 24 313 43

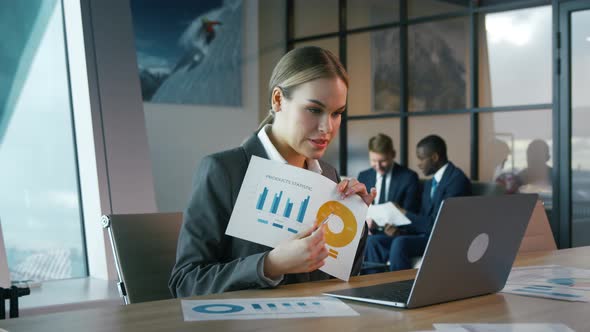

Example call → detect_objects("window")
408 17 470 111
479 110 553 211
347 118 401 177
0 0 86 281
347 29 401 116
408 115 471 178
479 6 552 107
347 0 400 30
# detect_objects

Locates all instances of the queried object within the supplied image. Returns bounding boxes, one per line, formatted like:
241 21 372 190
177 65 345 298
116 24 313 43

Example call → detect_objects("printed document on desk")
433 323 574 332
181 297 358 321
501 265 590 302
225 156 368 281
366 202 411 227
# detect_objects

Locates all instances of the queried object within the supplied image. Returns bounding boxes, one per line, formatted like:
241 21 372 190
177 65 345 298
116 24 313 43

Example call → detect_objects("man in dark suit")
358 133 421 233
365 135 472 271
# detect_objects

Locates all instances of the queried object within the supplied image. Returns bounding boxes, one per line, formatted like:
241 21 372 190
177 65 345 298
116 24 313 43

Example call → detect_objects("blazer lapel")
367 169 377 191
429 162 455 213
242 134 269 160
388 163 399 202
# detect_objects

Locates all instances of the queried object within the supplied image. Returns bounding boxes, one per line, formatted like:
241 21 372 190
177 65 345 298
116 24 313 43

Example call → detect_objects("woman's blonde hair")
257 46 349 132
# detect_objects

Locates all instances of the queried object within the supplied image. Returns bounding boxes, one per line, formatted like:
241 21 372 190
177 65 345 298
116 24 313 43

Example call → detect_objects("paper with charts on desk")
181 296 358 321
432 323 574 332
225 156 368 281
501 265 590 302
366 202 411 227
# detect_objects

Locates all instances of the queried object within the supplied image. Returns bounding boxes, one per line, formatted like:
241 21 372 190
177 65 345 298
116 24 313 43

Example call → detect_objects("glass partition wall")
287 0 567 245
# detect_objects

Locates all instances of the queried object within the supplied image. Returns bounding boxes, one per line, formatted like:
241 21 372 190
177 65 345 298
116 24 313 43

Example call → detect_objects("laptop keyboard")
377 279 414 302
345 279 415 303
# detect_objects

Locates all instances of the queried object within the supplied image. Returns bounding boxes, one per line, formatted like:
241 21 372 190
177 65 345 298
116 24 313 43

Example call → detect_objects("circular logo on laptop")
467 233 489 263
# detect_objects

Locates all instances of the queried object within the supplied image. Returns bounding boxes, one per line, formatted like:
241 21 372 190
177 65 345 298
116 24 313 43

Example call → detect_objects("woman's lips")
309 138 329 149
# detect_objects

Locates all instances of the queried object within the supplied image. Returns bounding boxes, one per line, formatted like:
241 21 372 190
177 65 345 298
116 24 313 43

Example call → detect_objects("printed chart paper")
181 297 359 321
226 156 368 281
433 323 574 332
366 202 411 227
501 265 590 302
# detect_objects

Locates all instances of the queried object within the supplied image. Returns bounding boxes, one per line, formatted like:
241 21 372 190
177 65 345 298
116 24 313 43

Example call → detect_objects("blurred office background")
0 0 588 282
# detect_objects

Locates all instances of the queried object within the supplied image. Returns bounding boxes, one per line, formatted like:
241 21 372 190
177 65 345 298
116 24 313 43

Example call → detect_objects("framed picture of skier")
130 0 243 107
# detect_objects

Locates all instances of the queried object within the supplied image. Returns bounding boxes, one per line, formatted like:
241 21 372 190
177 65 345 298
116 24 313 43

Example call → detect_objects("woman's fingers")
337 179 349 193
369 187 377 203
296 224 316 239
310 223 325 241
337 178 376 206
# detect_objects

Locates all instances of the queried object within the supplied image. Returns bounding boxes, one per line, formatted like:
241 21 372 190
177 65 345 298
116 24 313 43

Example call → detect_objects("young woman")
169 46 376 297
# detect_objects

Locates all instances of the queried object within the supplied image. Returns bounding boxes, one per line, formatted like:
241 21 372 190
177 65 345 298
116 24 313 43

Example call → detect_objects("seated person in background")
358 133 420 234
169 47 374 297
364 135 472 271
517 139 552 194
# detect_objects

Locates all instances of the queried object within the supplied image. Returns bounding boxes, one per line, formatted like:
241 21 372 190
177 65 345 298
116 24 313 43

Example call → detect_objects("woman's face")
273 77 347 161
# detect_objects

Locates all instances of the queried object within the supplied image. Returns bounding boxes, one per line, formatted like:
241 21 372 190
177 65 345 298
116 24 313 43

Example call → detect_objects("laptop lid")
324 194 538 309
406 193 537 308
0 220 11 288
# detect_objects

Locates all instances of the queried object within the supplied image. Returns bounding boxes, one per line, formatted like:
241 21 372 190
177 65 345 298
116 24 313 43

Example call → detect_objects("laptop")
324 194 538 309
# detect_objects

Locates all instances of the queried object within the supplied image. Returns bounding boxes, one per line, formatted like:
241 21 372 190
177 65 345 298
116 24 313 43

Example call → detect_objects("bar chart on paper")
226 156 369 280
255 185 312 235
181 297 359 321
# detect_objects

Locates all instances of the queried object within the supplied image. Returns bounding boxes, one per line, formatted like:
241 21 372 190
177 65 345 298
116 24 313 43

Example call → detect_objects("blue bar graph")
248 300 324 313
256 187 269 210
270 191 283 214
283 198 293 218
296 196 310 223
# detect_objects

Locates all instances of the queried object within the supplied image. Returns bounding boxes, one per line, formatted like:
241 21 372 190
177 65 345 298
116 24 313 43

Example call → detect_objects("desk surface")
3 246 589 331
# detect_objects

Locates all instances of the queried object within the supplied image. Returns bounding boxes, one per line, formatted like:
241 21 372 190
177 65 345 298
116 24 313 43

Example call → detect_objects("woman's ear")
271 87 283 113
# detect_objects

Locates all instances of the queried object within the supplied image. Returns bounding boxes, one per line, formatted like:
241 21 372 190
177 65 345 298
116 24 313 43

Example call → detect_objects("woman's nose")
318 115 333 133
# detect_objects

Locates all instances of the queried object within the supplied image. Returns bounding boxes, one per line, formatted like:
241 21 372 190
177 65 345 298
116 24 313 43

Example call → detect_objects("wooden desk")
3 247 589 331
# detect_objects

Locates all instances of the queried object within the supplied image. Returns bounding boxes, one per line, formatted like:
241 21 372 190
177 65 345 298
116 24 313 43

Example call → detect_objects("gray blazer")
169 135 368 297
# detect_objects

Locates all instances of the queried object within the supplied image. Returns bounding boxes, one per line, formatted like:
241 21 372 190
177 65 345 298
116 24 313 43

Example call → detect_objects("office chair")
102 212 183 304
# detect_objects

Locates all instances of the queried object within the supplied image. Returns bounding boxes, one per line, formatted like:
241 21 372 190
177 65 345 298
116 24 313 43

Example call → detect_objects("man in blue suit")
358 133 420 235
365 135 472 271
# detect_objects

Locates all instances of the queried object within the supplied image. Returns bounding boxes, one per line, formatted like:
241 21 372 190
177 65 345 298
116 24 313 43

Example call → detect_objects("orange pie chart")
315 201 357 248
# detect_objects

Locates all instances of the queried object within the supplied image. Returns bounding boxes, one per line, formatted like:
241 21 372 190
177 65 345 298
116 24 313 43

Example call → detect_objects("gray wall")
144 0 286 212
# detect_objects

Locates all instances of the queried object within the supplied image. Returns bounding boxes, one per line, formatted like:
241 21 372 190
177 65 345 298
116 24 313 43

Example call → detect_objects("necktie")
378 174 387 204
430 178 438 199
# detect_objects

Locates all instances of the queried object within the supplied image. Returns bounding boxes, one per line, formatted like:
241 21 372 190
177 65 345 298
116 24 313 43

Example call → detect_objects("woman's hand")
264 224 329 279
337 178 376 206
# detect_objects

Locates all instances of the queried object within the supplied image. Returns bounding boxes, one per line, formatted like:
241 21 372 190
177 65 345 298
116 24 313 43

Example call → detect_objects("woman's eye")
332 111 344 118
307 108 322 114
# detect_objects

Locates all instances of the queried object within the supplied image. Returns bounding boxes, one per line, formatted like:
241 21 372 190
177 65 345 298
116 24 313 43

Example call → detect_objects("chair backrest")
518 200 557 253
102 212 183 304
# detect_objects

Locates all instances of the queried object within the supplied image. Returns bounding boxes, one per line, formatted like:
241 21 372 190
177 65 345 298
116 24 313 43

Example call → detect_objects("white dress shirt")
433 163 449 184
375 170 392 203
